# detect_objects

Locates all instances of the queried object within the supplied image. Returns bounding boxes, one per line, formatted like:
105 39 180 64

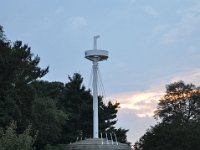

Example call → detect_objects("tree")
99 100 129 144
114 128 129 144
30 74 128 145
134 122 200 150
154 81 200 124
99 101 119 132
32 97 67 149
60 73 93 143
134 81 200 149
0 27 19 127
30 81 68 149
31 80 65 111
0 121 36 150
0 25 51 149
0 25 49 132
0 25 6 41
12 41 49 132
42 144 65 150
60 73 129 144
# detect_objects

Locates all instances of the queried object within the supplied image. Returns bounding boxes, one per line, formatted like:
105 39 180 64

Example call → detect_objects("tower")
65 36 131 149
85 35 108 138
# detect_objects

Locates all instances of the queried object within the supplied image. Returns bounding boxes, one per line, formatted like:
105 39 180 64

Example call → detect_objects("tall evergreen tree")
60 73 129 144
60 73 93 143
0 26 48 132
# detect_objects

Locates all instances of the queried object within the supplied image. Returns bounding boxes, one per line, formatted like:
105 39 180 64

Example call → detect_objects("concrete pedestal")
65 138 131 150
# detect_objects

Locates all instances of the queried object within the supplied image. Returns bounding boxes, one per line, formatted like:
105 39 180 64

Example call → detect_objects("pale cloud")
55 7 64 15
152 24 169 36
144 6 159 18
68 16 87 31
129 0 136 5
162 3 200 46
186 46 197 55
111 89 164 118
170 68 200 84
111 68 200 118
115 108 156 143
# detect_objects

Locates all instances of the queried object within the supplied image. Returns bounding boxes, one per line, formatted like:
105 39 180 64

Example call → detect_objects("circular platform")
85 50 108 61
65 138 131 150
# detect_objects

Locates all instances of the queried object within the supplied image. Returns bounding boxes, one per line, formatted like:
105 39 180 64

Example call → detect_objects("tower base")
65 138 131 150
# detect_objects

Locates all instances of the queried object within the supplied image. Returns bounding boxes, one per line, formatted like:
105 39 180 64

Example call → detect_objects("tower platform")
65 138 131 150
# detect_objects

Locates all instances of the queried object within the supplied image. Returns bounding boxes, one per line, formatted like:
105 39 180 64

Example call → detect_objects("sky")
1 0 200 144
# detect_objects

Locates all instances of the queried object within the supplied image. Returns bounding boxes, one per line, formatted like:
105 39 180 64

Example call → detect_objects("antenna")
85 36 109 138
94 35 100 50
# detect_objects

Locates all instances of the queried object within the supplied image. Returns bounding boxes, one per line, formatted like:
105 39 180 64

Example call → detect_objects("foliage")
155 81 200 123
0 26 49 132
62 73 129 143
0 121 36 150
42 144 65 150
0 25 6 41
134 81 200 149
99 101 129 143
114 128 129 144
31 81 64 102
99 101 119 132
31 74 129 146
134 122 200 150
32 97 68 148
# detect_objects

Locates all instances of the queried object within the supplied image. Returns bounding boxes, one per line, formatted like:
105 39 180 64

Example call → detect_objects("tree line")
0 25 129 150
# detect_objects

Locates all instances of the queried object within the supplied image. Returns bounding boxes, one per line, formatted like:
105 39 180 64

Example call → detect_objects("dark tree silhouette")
134 81 200 150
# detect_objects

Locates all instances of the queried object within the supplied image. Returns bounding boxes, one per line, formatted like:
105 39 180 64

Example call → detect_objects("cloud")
115 108 156 144
170 68 200 85
129 0 136 5
55 7 64 15
112 68 200 143
161 3 200 46
111 89 164 118
152 24 169 36
110 68 200 118
68 16 87 31
144 6 159 18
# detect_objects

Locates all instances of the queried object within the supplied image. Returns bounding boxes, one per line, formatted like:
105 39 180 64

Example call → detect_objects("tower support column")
92 60 98 138
85 35 108 139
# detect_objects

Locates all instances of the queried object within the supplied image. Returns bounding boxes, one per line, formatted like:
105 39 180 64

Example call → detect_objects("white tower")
85 36 108 138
